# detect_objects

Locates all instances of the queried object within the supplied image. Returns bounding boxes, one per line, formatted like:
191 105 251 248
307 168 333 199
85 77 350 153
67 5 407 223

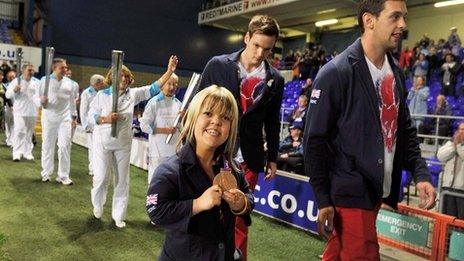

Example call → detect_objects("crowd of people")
404 29 464 142
0 0 463 259
400 28 462 86
272 45 336 82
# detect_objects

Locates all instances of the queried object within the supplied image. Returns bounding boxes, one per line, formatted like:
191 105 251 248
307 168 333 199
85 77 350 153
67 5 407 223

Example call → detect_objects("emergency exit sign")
376 209 430 247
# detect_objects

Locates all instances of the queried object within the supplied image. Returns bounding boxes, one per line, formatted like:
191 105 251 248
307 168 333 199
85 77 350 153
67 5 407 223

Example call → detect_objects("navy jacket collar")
346 38 404 128
347 38 401 73
178 143 197 166
225 48 277 79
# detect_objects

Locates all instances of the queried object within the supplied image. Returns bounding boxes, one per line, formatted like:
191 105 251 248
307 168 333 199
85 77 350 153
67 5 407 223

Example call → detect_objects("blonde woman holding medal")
146 85 254 261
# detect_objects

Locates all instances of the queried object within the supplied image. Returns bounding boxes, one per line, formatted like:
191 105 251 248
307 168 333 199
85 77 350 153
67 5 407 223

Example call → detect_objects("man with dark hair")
198 14 284 261
39 58 78 185
304 1 436 259
277 123 304 174
440 53 460 97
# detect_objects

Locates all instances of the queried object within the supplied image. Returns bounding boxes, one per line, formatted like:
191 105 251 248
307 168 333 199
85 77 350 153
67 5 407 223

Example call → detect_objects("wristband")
231 195 248 216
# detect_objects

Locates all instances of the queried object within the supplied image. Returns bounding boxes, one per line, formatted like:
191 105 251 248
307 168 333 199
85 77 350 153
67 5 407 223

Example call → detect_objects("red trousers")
322 205 381 261
235 164 258 261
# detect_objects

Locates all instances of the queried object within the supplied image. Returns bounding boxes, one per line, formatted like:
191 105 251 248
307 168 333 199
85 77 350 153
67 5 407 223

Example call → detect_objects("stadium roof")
198 0 455 37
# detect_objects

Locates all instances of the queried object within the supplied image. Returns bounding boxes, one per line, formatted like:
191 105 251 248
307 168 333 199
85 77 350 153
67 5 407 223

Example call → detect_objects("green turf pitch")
0 133 324 260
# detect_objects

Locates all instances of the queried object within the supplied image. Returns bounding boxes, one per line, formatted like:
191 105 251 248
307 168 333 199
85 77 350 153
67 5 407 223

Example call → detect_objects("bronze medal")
213 169 237 191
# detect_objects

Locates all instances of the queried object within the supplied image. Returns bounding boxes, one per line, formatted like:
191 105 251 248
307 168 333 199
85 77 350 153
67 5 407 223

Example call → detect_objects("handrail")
411 113 464 120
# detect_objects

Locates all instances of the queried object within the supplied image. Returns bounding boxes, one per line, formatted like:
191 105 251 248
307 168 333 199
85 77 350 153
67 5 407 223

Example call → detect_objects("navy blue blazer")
146 144 254 261
303 38 431 210
198 49 285 173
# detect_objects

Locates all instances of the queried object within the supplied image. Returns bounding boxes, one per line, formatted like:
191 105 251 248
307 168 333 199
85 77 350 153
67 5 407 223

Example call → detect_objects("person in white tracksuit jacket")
79 74 106 175
5 64 40 161
88 55 178 228
139 73 181 184
64 67 79 137
4 71 16 147
39 58 79 185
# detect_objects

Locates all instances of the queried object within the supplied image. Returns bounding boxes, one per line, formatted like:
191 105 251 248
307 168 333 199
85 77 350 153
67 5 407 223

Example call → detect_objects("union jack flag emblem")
146 194 158 206
311 89 321 99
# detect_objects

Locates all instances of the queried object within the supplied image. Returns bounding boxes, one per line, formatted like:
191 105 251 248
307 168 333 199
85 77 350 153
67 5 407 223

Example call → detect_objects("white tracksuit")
39 75 78 180
139 92 181 184
68 79 79 137
79 86 98 175
5 77 40 158
4 82 14 147
89 82 160 222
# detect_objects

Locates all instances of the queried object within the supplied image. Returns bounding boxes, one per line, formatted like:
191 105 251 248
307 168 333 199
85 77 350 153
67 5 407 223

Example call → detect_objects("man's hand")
13 85 21 93
40 96 48 107
280 153 289 159
416 181 436 210
317 206 335 240
264 161 277 180
100 113 119 124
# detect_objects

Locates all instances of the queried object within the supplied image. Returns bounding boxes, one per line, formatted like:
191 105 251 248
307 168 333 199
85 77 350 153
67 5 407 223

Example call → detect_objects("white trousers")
4 106 14 146
91 139 130 222
12 115 36 158
40 116 72 179
148 156 169 184
87 132 93 174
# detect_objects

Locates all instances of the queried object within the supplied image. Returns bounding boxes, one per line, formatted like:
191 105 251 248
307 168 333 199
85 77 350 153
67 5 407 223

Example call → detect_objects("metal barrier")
279 112 464 154
279 107 292 140
443 219 464 261
377 203 456 260
378 204 439 259
411 113 464 154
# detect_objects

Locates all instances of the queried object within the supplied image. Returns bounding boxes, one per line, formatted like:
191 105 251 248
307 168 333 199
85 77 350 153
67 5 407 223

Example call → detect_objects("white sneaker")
115 220 126 228
41 176 50 182
23 155 34 160
55 177 73 186
93 208 103 219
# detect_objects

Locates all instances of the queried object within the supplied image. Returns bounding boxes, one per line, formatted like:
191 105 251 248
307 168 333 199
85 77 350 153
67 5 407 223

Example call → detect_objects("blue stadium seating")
280 58 464 129
0 19 13 44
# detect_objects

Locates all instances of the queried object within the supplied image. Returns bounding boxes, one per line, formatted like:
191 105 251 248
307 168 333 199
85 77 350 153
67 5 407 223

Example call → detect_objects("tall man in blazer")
304 1 436 260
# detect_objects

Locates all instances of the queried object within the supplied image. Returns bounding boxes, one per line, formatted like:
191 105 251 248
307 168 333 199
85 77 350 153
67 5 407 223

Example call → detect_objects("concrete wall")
403 5 464 47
